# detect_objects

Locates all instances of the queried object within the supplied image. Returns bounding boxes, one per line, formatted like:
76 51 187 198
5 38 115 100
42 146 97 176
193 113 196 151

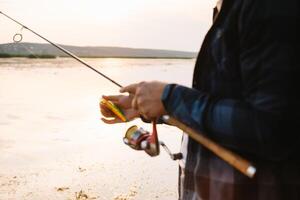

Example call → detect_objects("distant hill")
0 43 197 58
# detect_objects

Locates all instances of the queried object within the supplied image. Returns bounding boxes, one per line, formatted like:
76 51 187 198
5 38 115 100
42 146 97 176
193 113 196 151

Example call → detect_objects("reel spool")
124 121 160 157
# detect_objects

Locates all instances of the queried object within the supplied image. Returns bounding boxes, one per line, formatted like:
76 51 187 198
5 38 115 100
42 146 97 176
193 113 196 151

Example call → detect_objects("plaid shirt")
162 0 300 199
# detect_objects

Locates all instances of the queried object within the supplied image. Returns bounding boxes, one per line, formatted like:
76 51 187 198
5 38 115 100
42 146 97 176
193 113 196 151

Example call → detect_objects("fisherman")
101 0 300 199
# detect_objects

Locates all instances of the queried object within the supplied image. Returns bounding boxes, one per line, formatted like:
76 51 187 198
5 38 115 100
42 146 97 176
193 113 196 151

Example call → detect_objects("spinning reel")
123 121 182 160
101 98 182 160
123 121 160 157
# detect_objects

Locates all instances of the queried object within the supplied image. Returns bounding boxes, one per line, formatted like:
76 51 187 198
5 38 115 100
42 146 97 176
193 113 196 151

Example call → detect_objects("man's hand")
120 81 168 120
100 95 139 124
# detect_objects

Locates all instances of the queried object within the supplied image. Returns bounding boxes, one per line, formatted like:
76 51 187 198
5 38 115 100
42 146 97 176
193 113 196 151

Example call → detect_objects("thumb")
120 83 138 94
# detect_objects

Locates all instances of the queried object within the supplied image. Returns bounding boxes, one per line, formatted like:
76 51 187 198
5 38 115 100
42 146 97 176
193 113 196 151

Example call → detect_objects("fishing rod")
0 10 122 88
1 11 256 178
0 10 176 162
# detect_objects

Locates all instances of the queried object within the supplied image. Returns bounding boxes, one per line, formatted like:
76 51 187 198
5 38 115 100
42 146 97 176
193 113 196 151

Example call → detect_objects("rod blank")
0 11 122 88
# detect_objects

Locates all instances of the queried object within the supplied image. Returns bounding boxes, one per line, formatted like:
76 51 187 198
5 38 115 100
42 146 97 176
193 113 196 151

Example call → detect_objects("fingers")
131 96 149 119
101 91 140 124
102 81 164 122
102 95 121 105
120 83 140 94
100 103 113 116
132 96 148 117
131 95 138 110
100 100 121 123
101 108 139 124
102 95 121 101
140 113 151 122
101 117 122 124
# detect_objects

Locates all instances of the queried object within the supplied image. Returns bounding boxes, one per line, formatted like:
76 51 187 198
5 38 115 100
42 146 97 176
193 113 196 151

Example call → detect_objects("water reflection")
0 58 194 199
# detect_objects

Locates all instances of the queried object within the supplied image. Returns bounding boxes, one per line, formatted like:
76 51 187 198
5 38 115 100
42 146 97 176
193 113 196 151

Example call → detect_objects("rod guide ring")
13 33 23 43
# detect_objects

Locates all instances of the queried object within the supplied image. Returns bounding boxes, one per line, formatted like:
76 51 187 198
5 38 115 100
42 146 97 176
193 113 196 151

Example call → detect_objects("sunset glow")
0 0 217 51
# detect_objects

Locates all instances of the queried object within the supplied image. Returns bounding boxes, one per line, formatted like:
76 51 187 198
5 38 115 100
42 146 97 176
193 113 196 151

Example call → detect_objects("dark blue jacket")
162 0 300 199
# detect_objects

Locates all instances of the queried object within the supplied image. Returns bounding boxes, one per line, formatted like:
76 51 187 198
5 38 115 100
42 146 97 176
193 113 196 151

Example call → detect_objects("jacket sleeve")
161 0 300 160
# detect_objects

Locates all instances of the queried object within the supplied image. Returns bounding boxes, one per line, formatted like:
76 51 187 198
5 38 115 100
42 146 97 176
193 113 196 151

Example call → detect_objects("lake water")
0 58 195 200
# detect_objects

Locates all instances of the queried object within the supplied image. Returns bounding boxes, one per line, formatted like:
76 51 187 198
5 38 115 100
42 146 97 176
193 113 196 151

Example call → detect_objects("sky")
0 0 216 52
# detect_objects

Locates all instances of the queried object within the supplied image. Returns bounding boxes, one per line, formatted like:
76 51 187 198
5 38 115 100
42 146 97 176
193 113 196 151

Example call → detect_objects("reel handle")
149 121 158 144
144 121 160 157
160 141 183 160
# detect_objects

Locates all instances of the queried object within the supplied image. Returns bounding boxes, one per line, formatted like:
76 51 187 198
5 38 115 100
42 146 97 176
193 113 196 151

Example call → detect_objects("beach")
0 58 195 200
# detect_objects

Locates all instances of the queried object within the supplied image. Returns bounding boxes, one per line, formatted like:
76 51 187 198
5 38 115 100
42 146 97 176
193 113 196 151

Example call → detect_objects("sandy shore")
0 58 194 199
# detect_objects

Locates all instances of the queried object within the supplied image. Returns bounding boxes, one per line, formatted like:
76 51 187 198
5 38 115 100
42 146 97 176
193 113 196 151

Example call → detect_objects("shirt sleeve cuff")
161 84 177 111
161 84 208 132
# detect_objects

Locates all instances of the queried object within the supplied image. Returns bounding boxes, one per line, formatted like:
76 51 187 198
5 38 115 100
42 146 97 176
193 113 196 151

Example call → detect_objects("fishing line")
20 43 39 59
0 11 123 88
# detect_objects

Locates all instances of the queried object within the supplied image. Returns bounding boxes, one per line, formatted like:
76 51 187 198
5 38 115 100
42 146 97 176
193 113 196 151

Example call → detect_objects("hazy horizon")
0 0 216 52
0 42 197 52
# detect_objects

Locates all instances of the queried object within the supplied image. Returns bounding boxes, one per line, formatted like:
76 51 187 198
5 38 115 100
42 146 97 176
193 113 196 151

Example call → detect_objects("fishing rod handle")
162 116 256 178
